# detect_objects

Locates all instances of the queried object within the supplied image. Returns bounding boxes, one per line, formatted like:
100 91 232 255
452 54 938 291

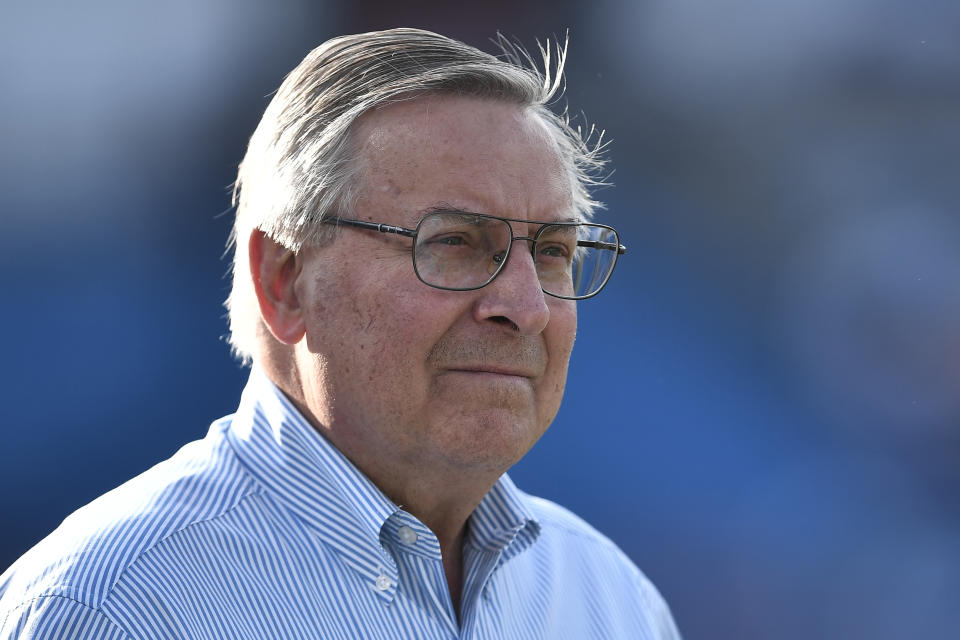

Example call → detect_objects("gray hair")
226 27 608 365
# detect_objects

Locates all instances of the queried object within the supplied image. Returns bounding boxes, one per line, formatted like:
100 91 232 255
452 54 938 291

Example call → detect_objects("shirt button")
375 575 392 591
397 526 418 545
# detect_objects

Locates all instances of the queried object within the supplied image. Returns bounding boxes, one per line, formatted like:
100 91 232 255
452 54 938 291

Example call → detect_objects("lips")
443 365 538 378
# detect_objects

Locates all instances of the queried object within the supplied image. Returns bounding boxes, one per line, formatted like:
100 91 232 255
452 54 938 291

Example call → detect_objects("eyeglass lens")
412 212 619 299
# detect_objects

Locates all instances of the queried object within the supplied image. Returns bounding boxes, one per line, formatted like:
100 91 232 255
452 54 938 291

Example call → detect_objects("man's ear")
248 229 306 345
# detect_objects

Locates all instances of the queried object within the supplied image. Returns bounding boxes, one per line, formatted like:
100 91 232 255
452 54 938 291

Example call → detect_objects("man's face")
292 95 577 480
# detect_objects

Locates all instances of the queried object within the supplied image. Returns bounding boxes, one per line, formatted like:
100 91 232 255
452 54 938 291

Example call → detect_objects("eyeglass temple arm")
577 239 627 255
324 217 417 238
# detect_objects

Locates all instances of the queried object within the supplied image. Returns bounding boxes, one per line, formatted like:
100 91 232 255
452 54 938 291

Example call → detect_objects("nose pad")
487 239 537 278
487 250 507 277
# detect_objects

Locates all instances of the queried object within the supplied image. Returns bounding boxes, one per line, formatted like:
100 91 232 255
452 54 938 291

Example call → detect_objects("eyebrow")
419 204 580 225
419 204 480 221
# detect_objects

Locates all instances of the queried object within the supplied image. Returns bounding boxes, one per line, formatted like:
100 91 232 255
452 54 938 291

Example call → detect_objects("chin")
432 409 546 473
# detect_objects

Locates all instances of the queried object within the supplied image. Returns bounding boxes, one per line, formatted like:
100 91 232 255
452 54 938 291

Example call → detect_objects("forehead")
349 95 574 224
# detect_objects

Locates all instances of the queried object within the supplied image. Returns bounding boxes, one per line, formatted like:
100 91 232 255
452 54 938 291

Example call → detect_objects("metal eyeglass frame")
323 210 626 300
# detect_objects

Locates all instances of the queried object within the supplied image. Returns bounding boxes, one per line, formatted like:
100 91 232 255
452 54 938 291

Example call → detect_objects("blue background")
2 1 958 638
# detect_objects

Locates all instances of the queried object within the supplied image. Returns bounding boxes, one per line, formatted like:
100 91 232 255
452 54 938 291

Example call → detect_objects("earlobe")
249 229 306 345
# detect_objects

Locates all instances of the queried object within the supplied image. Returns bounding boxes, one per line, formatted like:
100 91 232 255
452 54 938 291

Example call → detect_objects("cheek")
549 302 578 366
299 256 391 352
535 302 577 409
336 282 442 382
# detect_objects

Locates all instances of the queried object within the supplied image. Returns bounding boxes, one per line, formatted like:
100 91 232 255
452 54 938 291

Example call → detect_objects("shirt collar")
226 367 541 587
468 474 541 559
227 367 400 599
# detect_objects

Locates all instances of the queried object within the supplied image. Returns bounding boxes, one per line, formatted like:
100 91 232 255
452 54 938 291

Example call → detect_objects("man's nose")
473 242 550 335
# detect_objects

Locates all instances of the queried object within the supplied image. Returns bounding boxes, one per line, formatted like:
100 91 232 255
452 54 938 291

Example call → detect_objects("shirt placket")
457 543 505 639
383 515 460 637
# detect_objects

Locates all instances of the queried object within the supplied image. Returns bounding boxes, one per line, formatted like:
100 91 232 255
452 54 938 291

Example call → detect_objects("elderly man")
0 28 679 638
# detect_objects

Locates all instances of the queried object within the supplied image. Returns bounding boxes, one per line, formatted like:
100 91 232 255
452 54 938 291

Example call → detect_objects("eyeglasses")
324 210 626 300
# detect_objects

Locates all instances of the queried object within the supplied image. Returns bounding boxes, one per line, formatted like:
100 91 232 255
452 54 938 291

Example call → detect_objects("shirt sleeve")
1 595 132 640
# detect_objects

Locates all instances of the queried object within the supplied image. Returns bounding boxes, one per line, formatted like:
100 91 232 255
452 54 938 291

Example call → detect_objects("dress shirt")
0 368 680 639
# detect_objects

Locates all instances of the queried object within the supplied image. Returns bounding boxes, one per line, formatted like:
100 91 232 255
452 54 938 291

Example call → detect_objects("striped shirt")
0 368 680 639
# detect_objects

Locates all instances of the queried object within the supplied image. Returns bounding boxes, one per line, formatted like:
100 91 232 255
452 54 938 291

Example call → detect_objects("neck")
441 528 465 620
368 461 501 623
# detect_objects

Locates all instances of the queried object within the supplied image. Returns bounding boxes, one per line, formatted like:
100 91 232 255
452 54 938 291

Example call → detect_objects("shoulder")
525 492 635 562
0 594 132 639
0 417 260 620
520 493 681 638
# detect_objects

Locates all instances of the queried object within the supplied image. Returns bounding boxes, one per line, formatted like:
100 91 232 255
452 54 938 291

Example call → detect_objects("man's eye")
430 234 467 247
538 243 570 259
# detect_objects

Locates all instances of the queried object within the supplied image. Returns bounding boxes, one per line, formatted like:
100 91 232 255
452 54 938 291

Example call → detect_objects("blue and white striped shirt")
1 368 680 639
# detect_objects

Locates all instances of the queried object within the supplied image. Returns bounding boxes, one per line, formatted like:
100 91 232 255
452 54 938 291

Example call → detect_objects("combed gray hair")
226 27 608 365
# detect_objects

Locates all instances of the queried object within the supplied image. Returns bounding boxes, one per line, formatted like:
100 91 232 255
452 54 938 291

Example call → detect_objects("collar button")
397 525 418 545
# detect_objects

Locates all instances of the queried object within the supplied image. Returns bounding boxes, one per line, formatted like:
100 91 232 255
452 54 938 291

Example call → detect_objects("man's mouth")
444 365 537 379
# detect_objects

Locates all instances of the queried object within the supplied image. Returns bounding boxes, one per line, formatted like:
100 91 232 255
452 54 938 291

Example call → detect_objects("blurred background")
1 1 958 638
